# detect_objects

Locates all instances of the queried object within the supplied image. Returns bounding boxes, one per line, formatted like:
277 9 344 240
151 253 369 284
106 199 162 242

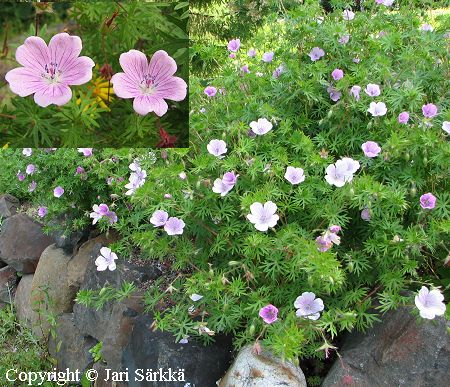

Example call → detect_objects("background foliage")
0 1 189 147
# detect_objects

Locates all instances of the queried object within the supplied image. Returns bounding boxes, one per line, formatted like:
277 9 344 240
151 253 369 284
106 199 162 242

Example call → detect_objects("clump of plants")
0 0 448 373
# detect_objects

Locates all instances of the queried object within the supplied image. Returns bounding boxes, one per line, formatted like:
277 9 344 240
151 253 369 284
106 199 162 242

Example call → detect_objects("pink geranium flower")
361 141 381 158
259 304 278 324
420 193 436 209
111 50 187 116
5 33 94 107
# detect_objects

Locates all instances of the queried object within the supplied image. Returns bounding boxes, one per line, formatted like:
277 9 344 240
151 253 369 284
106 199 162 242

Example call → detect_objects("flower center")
140 74 157 95
42 62 61 84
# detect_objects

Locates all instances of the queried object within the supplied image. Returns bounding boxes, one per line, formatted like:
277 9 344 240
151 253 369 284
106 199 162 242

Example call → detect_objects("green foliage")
89 341 104 363
0 0 448 373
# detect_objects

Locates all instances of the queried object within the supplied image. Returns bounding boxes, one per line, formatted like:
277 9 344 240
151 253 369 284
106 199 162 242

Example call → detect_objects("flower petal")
111 72 141 98
148 50 177 83
48 33 82 72
155 76 187 101
33 84 72 107
119 50 148 83
133 96 168 116
15 36 49 70
61 56 95 85
5 67 44 97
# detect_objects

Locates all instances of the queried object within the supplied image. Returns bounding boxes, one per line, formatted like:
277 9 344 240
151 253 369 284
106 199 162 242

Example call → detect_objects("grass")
0 303 54 386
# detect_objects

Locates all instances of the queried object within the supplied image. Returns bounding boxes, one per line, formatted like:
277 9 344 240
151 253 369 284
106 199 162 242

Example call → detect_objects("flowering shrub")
0 0 449 368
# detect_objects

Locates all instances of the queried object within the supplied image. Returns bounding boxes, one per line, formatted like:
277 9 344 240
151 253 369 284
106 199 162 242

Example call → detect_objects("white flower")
212 178 233 196
342 9 355 21
207 139 227 157
284 166 305 185
249 118 273 135
367 102 387 117
442 121 450 134
190 294 203 302
247 201 279 232
95 247 118 271
150 210 169 227
325 158 359 187
415 286 446 319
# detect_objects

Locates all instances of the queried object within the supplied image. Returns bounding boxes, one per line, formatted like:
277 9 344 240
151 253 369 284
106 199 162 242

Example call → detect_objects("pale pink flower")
420 193 436 209
294 292 324 320
5 33 94 107
368 102 387 117
22 148 32 157
227 39 240 52
309 47 325 61
285 166 305 185
442 121 450 134
247 201 279 232
38 206 47 217
77 148 93 157
422 103 438 118
111 50 187 116
331 69 344 81
350 85 361 101
53 186 64 198
164 217 185 235
398 112 409 124
26 164 35 175
259 304 278 324
28 181 37 192
249 118 273 135
342 10 355 21
364 84 381 97
95 247 118 271
415 286 446 319
361 141 381 158
150 210 169 227
207 139 227 157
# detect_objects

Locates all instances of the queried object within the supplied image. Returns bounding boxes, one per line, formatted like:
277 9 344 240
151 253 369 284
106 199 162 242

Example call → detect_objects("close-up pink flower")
111 50 187 116
5 33 95 107
259 304 279 324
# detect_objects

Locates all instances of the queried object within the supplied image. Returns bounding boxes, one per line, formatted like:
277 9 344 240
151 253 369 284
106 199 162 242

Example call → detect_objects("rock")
321 306 450 387
73 252 161 370
219 345 306 387
67 234 118 293
123 314 234 387
29 244 74 337
0 214 54 273
92 362 127 387
14 274 42 337
49 213 91 254
0 266 17 303
48 313 96 384
0 194 19 218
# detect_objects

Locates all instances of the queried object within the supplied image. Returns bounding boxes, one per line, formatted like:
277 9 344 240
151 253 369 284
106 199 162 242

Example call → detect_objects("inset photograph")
0 1 188 147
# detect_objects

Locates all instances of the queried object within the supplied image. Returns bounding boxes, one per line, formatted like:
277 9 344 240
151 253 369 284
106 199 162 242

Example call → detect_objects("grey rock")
30 244 74 338
0 214 54 273
219 345 307 387
321 306 450 387
0 265 17 303
124 314 234 387
73 252 160 370
0 194 19 218
48 313 96 384
14 274 42 337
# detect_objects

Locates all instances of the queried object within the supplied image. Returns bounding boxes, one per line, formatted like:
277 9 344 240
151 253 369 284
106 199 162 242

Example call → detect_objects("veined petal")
119 50 148 83
5 67 44 97
111 72 141 98
133 96 168 116
61 56 94 85
148 50 177 83
34 84 72 107
155 76 187 101
48 33 82 72
15 36 49 70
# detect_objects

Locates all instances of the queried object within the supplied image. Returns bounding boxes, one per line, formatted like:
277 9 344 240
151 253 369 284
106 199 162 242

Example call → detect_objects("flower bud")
228 261 240 266
249 324 255 335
